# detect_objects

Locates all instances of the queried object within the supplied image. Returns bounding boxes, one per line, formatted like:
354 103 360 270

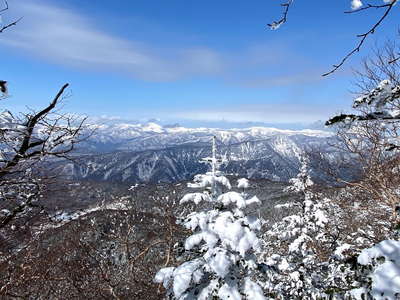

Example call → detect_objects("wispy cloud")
233 70 323 88
169 102 346 123
0 1 224 81
222 43 326 88
0 0 324 87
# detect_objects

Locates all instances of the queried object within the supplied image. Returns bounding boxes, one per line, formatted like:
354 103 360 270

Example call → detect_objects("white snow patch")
357 240 400 300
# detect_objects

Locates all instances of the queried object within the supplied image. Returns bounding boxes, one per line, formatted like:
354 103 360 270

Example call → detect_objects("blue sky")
0 0 398 127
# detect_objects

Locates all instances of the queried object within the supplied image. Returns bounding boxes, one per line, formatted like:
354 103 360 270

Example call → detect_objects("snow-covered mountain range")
81 122 332 153
61 122 337 183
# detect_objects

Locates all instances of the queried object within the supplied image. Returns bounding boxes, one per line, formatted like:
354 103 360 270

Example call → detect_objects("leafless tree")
326 39 400 143
337 122 400 214
311 41 400 221
0 84 87 233
353 37 400 91
0 0 88 229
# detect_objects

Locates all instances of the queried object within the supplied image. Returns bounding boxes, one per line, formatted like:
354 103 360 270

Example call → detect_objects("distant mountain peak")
141 122 164 133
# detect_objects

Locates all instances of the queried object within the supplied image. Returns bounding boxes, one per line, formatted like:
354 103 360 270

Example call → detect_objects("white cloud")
0 0 325 87
235 71 323 88
0 1 224 81
167 102 345 123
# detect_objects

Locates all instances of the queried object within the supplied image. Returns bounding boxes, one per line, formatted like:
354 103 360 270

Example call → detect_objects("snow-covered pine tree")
155 136 266 300
260 158 330 299
349 239 400 300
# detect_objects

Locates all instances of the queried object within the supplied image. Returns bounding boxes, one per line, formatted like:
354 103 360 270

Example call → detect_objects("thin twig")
0 17 22 33
267 0 293 29
323 2 396 76
344 3 392 13
389 55 400 64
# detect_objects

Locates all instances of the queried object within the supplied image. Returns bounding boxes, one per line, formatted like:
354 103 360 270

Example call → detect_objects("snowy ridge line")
39 198 131 230
86 121 332 137
58 130 338 184
74 132 331 159
82 121 332 151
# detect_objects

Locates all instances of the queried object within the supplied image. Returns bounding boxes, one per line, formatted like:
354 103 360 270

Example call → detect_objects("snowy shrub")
155 136 266 299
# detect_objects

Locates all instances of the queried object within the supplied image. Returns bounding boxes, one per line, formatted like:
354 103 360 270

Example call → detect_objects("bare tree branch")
0 0 8 13
389 55 400 64
0 16 22 34
326 112 400 126
267 0 293 30
0 185 38 229
0 83 88 229
344 3 393 13
0 84 70 178
0 1 21 34
322 2 396 76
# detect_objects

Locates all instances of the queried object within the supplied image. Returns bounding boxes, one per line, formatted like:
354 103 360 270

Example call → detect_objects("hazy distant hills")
56 122 339 184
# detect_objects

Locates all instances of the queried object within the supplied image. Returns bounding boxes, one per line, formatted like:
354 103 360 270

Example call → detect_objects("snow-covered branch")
327 79 400 127
267 0 293 30
0 84 87 230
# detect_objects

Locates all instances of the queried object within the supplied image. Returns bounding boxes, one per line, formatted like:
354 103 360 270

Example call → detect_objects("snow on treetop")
237 178 249 189
354 80 394 109
187 174 232 190
216 277 266 300
286 159 313 193
218 192 260 209
182 209 261 256
355 240 400 300
358 239 400 265
154 260 204 299
218 281 242 300
352 79 400 119
180 192 211 205
218 192 246 208
243 277 266 300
